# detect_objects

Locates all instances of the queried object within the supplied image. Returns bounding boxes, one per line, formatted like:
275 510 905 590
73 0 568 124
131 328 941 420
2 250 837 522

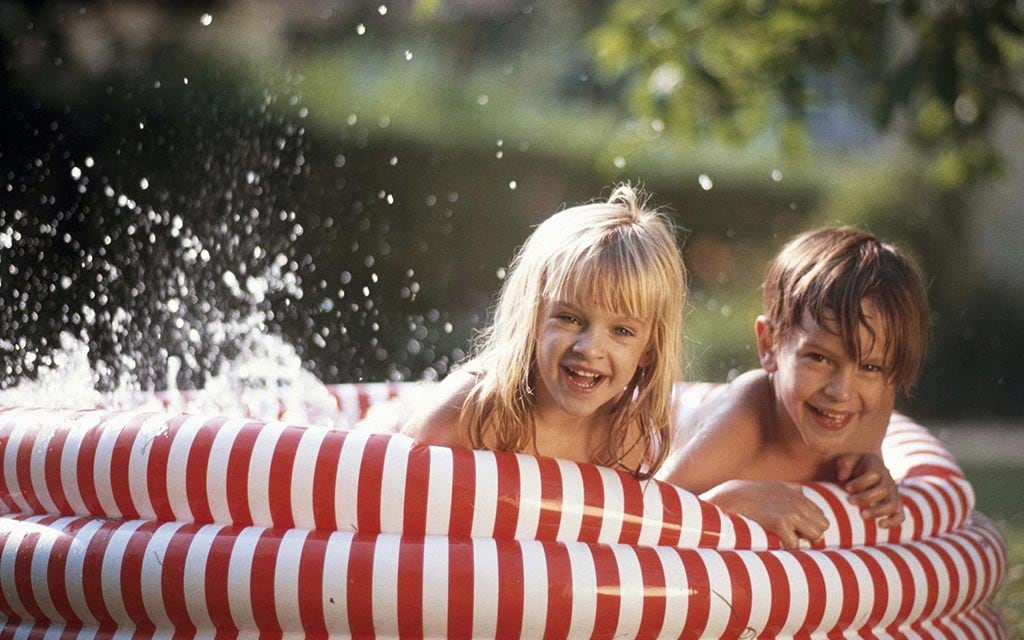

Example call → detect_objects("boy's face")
756 300 896 455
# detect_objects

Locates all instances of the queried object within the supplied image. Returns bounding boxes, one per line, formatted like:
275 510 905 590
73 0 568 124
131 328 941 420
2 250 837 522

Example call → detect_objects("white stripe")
554 460 584 541
714 506 737 549
807 551 843 632
140 521 182 629
697 549 733 638
60 414 98 516
841 549 877 630
655 548 688 637
424 446 453 536
26 516 66 622
320 531 352 636
738 550 772 635
676 489 705 548
274 528 308 632
164 415 205 522
334 430 370 532
934 537 970 619
379 435 414 534
773 550 809 636
10 621 30 640
370 532 402 637
205 418 251 524
859 545 903 628
889 541 930 624
182 524 220 630
247 421 289 526
420 534 449 637
128 413 174 520
564 541 597 638
91 411 135 517
636 479 664 547
519 539 549 638
99 519 145 625
470 537 499 638
29 422 59 513
226 526 262 631
0 515 28 616
917 480 951 535
471 451 498 537
514 454 541 540
597 468 625 543
2 419 30 513
611 544 644 637
62 517 107 623
290 427 329 530
804 486 840 547
335 385 361 427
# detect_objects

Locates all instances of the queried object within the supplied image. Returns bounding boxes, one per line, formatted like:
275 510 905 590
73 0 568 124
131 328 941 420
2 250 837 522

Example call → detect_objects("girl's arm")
402 368 478 449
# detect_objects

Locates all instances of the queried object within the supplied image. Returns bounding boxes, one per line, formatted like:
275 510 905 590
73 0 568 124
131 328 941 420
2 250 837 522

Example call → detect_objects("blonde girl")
404 184 686 479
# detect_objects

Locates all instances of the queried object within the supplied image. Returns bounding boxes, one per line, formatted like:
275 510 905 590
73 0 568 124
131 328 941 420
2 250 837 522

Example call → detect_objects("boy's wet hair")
466 184 687 479
763 226 930 393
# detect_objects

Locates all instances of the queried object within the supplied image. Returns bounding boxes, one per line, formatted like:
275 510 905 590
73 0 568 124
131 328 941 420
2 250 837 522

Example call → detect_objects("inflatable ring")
0 382 1008 637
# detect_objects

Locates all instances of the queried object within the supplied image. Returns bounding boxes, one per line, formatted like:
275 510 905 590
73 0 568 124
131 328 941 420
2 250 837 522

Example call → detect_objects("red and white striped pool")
0 383 1008 638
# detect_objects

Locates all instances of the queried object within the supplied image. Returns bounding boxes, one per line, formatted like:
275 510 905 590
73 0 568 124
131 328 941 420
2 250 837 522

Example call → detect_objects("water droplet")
496 151 503 159
389 156 398 166
509 181 517 190
84 157 95 168
477 95 489 106
346 114 358 125
698 174 714 191
378 4 388 15
496 268 507 280
356 23 366 35
613 156 626 169
139 178 149 190
404 50 413 61
771 169 783 182
200 13 213 26
70 166 81 180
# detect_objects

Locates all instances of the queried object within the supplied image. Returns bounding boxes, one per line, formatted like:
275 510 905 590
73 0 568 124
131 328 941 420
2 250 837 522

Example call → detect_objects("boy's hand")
835 453 905 528
702 480 829 549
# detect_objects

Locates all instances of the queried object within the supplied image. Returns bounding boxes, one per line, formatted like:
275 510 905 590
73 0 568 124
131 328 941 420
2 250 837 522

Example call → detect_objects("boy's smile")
534 297 652 427
758 300 896 454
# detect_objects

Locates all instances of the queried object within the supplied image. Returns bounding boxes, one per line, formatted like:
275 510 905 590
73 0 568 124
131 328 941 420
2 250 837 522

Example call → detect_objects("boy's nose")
824 369 853 401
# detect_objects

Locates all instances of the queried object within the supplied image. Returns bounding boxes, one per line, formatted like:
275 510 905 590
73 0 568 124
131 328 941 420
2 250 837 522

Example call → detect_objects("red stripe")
268 427 304 529
145 414 188 521
109 414 151 519
311 431 343 530
948 534 983 610
297 530 329 636
850 549 888 630
719 551 753 638
204 525 238 632
357 390 373 420
542 542 572 638
876 546 915 634
75 419 107 516
16 425 45 514
159 522 201 633
184 419 225 524
928 539 961 617
45 517 90 625
591 543 621 633
635 546 667 639
355 435 390 535
760 552 790 635
791 551 826 632
448 449 477 538
808 484 852 548
535 457 563 541
447 537 475 637
656 483 683 547
225 422 263 526
120 520 161 632
0 414 20 512
726 514 752 550
492 452 521 540
81 519 121 625
678 549 711 633
915 485 943 538
826 552 859 631
932 481 958 533
402 442 431 536
494 538 525 637
43 427 73 515
697 501 722 548
619 472 644 545
577 464 605 543
251 529 284 632
13 522 46 621
396 534 425 637
346 532 376 638
902 490 924 540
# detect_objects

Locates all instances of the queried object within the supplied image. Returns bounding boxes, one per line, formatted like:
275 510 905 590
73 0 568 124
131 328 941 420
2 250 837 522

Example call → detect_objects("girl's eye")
556 313 581 325
614 326 636 337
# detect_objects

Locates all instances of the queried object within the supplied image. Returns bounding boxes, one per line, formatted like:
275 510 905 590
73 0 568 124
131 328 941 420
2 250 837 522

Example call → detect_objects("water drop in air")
200 13 213 26
613 157 626 169
698 174 714 191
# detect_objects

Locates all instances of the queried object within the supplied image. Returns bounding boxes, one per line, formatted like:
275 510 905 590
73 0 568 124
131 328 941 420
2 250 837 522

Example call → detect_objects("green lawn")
961 463 1024 636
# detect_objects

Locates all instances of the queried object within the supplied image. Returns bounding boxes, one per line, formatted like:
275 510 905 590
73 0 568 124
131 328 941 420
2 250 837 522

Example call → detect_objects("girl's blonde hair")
463 184 686 479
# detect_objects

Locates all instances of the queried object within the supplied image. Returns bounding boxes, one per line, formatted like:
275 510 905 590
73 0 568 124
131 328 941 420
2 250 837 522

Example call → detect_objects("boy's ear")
755 316 779 372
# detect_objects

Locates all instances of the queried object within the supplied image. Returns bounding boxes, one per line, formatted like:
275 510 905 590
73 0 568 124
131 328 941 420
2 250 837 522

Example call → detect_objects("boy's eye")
861 363 884 374
807 352 828 363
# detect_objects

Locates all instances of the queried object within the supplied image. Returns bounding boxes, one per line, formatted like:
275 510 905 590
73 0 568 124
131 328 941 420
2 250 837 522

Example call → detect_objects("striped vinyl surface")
0 382 1009 638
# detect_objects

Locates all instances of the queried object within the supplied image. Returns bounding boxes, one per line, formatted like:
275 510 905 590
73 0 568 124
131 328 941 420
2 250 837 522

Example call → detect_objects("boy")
660 227 930 548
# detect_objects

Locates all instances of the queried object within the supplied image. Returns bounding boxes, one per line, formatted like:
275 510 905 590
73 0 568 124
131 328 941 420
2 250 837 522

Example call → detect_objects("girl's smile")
534 297 653 428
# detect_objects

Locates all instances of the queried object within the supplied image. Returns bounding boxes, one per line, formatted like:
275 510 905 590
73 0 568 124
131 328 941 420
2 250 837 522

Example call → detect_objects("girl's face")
758 299 897 455
533 294 654 429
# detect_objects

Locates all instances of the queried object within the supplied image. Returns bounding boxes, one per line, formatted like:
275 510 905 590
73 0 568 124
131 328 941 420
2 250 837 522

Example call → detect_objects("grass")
961 462 1024 637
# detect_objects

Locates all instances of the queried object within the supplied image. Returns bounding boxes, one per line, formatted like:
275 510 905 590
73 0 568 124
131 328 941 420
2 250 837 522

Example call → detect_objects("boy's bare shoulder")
401 366 481 448
696 370 773 441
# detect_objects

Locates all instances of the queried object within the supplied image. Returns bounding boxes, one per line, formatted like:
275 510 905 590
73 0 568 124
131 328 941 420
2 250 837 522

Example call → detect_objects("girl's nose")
572 329 604 358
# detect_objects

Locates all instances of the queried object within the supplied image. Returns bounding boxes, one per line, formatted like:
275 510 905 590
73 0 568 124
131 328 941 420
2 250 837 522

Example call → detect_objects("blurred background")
0 0 1022 624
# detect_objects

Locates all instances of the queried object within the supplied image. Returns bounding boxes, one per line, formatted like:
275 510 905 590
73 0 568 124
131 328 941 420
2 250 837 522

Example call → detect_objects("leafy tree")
590 0 1024 186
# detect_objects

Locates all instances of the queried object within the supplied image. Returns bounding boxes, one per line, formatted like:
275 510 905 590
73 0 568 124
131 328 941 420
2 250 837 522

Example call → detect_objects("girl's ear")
755 316 779 372
638 347 654 368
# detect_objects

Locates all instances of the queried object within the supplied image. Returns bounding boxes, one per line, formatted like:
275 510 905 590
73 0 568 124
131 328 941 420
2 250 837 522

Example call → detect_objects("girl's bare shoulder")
401 365 482 448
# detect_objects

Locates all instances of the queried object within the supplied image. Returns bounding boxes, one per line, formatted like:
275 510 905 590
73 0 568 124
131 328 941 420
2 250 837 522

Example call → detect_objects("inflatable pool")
0 382 1008 638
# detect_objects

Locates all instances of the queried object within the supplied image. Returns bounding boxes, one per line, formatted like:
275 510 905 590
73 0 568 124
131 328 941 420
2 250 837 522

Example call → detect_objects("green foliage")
591 0 1024 186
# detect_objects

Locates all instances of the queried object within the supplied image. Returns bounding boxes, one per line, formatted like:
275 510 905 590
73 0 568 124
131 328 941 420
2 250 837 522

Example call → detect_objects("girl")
403 184 686 479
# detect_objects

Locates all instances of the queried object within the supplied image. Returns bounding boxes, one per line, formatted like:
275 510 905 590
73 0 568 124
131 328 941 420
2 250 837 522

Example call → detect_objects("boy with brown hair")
660 226 931 548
